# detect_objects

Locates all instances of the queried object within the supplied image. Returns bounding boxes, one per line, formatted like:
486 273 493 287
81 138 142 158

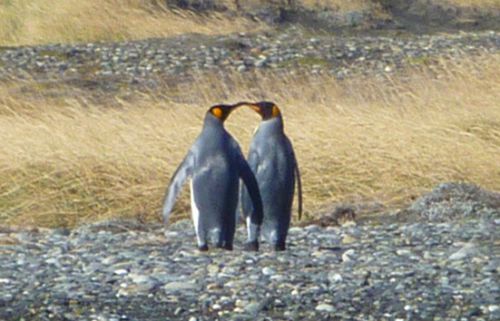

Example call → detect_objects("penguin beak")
227 103 247 117
229 103 246 111
235 102 263 116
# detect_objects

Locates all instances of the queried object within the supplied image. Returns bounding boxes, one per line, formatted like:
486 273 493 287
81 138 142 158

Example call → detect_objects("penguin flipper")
295 162 303 221
288 140 303 221
240 150 259 219
162 152 194 224
237 153 263 226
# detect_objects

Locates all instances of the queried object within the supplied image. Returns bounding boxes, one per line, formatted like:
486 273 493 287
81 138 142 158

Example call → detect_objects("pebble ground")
1 215 498 321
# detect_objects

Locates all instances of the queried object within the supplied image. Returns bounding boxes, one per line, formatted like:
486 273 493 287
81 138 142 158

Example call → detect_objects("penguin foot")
243 240 259 252
198 244 209 252
215 243 233 251
273 243 286 251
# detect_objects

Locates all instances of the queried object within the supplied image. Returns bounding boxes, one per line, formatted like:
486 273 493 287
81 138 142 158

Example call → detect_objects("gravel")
1 208 498 320
1 29 499 90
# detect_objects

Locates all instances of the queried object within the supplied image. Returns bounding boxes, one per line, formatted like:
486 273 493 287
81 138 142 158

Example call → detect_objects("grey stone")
164 281 198 293
316 303 335 313
113 269 128 275
262 267 276 276
342 249 357 263
449 243 477 261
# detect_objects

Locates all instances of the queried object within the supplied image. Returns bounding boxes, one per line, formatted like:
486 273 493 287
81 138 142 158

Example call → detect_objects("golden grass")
0 0 261 46
445 0 500 8
1 54 499 228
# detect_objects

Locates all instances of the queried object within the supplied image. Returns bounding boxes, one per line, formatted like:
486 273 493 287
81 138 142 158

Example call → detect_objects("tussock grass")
1 54 499 227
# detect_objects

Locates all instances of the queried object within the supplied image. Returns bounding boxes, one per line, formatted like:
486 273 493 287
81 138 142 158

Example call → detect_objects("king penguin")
162 103 263 251
239 101 303 251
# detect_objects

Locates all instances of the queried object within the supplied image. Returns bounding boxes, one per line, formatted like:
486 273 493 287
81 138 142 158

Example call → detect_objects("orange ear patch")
272 105 280 117
212 107 223 119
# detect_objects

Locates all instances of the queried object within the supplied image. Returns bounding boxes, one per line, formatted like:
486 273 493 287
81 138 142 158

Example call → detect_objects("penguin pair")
162 101 302 251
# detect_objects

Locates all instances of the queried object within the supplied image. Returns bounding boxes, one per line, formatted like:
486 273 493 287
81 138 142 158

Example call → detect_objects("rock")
0 235 20 245
342 249 357 263
449 243 477 261
128 273 151 284
244 298 273 316
262 267 276 276
163 281 198 293
113 269 128 275
342 234 358 244
207 264 219 275
316 303 335 313
0 278 11 284
327 272 343 283
396 249 413 256
244 302 262 315
1 293 13 303
255 58 267 68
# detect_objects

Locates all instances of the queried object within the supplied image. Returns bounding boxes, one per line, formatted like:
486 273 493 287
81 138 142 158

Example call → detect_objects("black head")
207 104 240 122
239 101 281 120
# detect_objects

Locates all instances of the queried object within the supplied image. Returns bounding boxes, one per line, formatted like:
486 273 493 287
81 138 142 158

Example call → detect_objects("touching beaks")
235 101 263 115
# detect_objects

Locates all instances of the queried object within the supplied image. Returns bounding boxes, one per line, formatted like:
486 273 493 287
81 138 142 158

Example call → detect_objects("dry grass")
0 0 261 46
445 0 500 8
0 0 381 47
1 54 499 228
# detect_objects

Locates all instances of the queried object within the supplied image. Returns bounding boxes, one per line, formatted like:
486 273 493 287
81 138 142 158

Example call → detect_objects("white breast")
190 180 200 234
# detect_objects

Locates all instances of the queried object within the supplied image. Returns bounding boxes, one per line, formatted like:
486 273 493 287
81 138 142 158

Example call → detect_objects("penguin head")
207 104 240 123
242 101 281 121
